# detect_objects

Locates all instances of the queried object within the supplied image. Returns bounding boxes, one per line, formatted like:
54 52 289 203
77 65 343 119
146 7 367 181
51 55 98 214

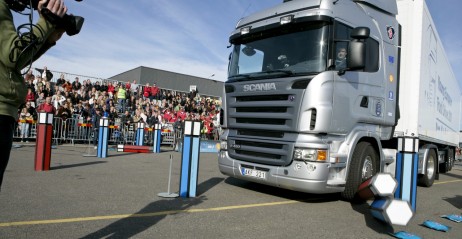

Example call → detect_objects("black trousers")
0 115 15 192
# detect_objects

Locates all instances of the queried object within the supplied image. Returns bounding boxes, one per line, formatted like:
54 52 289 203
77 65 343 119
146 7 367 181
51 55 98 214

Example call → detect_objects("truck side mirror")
346 27 370 71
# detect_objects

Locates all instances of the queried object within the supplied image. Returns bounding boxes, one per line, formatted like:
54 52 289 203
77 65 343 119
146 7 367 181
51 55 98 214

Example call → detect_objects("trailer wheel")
341 142 379 202
418 149 436 187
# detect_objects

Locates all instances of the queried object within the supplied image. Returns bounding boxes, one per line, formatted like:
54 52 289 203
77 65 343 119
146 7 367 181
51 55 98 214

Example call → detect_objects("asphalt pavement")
0 143 461 238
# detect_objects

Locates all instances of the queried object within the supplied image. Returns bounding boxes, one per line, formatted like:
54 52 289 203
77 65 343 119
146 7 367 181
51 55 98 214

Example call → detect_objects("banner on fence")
177 140 219 153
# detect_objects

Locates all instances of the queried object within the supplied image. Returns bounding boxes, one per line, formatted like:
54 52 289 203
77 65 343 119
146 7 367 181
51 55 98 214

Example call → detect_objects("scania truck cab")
218 0 460 200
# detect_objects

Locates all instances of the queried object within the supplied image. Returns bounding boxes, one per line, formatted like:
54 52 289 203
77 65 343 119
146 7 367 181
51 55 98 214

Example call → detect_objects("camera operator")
0 0 68 192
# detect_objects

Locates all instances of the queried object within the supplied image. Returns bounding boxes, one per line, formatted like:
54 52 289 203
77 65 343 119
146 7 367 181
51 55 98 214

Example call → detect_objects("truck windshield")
229 23 329 80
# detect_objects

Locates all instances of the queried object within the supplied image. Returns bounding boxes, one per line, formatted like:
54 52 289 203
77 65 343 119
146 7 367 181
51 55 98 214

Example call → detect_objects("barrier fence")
14 117 189 148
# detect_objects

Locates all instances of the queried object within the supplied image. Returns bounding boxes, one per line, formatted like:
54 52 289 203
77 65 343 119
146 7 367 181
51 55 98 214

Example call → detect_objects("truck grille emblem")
243 83 277 92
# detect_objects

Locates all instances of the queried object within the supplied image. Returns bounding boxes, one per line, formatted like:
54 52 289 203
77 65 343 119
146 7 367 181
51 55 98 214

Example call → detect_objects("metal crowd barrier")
14 118 186 148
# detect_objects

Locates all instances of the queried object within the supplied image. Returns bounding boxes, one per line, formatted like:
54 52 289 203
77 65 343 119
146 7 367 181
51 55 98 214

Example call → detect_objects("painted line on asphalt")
434 179 462 185
0 200 300 227
2 179 461 228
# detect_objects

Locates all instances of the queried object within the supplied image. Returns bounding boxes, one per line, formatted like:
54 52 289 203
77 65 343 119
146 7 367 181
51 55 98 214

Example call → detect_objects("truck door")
331 22 383 133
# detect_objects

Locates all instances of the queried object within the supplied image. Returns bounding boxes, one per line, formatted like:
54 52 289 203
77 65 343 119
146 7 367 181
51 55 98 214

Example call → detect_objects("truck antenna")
240 3 252 19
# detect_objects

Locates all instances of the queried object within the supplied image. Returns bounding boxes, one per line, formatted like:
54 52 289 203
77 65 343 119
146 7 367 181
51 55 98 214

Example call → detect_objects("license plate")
241 168 266 179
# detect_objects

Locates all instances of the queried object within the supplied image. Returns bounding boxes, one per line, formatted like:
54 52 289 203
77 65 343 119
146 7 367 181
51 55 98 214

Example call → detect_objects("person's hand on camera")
38 0 68 18
37 0 68 44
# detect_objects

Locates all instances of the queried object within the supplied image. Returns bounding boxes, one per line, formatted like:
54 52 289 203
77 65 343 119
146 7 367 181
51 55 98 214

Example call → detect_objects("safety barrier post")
179 121 201 198
34 113 53 171
395 137 419 212
97 117 109 158
136 122 145 146
153 123 162 153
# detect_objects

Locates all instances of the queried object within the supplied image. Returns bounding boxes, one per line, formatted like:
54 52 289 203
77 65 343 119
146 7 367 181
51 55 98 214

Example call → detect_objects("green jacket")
0 0 56 119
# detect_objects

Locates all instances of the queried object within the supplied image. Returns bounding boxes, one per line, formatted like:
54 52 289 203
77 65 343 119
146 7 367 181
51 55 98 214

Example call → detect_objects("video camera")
6 0 84 36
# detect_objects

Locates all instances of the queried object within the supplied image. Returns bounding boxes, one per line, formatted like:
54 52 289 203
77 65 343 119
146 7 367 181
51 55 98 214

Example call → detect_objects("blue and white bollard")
136 122 145 146
395 137 419 212
97 117 109 158
153 123 162 153
179 121 201 198
370 197 413 226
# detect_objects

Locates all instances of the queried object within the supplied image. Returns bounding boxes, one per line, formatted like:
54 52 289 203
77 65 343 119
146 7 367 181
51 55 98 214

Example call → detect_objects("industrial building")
109 66 224 99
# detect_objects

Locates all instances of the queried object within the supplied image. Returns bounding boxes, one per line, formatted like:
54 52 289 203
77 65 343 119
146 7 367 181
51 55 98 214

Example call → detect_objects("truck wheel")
341 142 379 202
418 149 436 187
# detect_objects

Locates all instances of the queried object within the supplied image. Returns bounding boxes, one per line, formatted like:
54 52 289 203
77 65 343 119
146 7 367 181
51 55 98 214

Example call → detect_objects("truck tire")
418 149 436 187
341 141 379 202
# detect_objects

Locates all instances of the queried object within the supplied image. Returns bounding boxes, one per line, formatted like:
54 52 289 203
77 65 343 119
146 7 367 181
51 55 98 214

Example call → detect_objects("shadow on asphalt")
51 161 107 170
80 177 223 238
443 172 462 180
350 202 394 236
223 177 394 236
442 195 462 210
223 177 341 203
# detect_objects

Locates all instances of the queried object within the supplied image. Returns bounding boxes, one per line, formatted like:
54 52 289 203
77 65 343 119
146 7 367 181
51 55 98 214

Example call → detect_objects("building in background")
109 66 224 99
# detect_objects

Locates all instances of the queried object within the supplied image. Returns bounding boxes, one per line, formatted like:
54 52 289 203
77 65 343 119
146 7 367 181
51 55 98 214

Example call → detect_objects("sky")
11 0 462 86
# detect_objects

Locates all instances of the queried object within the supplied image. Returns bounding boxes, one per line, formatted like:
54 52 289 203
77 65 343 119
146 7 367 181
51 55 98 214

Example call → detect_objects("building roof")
109 66 224 98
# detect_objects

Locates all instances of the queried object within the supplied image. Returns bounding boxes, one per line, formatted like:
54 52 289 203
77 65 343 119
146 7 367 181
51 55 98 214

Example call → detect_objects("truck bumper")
218 151 344 194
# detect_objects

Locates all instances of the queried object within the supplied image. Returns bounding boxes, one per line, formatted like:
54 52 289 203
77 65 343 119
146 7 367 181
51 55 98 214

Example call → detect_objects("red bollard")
117 145 152 153
35 113 54 171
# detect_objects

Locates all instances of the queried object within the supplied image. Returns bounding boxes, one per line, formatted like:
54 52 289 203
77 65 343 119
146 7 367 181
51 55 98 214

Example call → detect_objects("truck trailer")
218 0 460 201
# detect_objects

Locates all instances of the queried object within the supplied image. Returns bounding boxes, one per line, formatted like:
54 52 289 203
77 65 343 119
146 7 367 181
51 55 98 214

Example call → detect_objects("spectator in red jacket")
150 83 159 101
36 97 56 115
143 83 151 100
125 81 131 92
107 82 115 98
25 88 35 106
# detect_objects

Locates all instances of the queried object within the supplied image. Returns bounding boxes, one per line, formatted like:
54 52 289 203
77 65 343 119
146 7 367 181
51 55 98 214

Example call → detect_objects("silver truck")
218 0 460 200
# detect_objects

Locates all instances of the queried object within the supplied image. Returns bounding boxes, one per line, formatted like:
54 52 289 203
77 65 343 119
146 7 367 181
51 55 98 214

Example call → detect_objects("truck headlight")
294 148 327 162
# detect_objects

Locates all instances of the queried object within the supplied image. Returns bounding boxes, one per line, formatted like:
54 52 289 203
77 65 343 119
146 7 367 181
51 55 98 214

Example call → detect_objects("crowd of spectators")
17 67 221 142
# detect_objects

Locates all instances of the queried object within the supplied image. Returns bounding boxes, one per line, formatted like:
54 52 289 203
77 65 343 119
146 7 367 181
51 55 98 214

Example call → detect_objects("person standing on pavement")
91 107 102 149
0 0 67 191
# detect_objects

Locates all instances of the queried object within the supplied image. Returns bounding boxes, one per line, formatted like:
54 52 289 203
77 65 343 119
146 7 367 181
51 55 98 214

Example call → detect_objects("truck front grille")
228 137 292 166
225 81 305 166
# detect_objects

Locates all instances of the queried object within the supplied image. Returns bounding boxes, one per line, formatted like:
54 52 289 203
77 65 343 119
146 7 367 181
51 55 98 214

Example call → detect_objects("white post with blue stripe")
395 137 419 212
136 122 145 146
179 121 201 198
97 117 109 158
153 123 162 153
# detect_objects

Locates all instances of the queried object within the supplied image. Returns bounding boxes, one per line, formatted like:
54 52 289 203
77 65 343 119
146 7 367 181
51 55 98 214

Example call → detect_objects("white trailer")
392 0 460 185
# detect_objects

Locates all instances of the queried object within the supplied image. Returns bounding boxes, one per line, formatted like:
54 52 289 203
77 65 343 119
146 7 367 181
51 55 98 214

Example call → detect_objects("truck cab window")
333 22 352 70
333 22 379 72
228 22 329 79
